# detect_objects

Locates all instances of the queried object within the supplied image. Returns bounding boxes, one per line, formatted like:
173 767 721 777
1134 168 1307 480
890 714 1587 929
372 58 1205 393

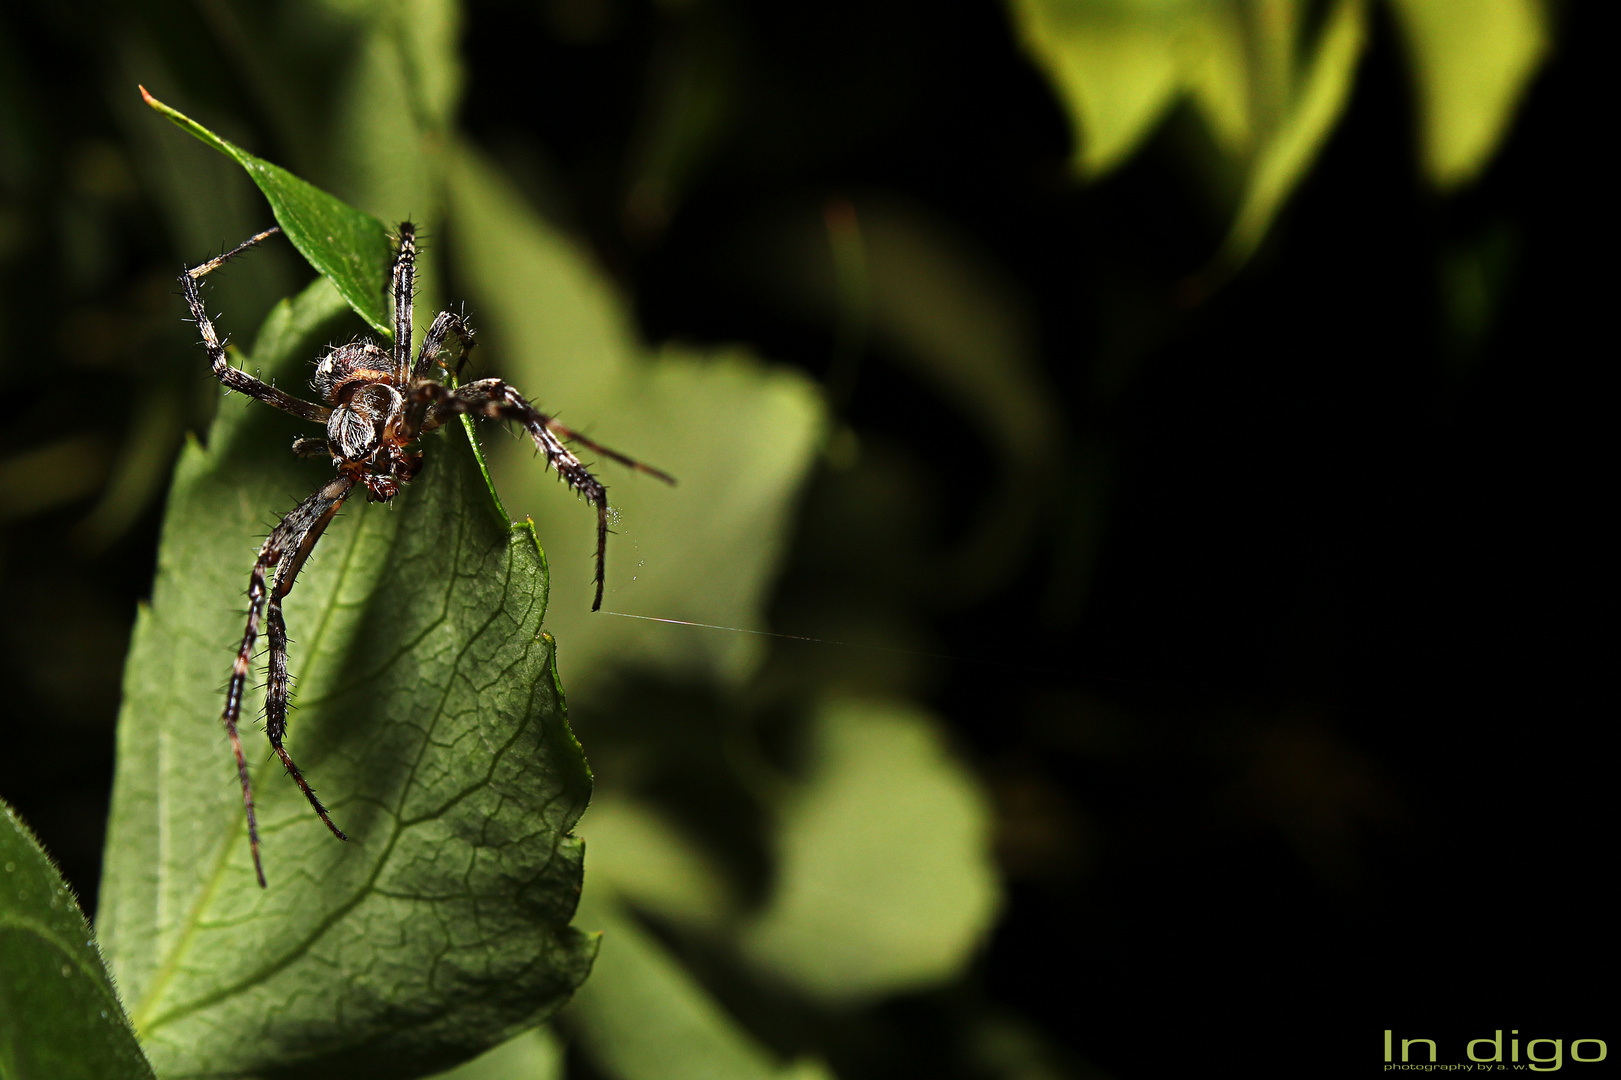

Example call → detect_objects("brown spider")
183 222 673 887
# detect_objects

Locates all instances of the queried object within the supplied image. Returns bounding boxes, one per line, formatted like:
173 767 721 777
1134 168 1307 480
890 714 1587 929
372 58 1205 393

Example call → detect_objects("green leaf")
1006 0 1259 176
329 20 440 232
138 86 395 337
424 1026 565 1080
567 889 833 1080
1387 0 1549 187
751 196 1061 604
1007 0 1187 175
575 795 738 933
0 800 155 1080
574 700 1001 1013
96 274 596 1078
1008 0 1372 281
444 145 825 691
1213 0 1368 275
738 697 1001 1004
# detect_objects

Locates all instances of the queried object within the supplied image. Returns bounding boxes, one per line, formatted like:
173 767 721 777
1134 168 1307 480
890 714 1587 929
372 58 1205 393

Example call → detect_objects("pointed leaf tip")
136 88 395 336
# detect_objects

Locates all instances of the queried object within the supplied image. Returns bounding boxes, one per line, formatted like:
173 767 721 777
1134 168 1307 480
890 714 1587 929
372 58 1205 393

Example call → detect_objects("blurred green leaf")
578 794 739 932
394 0 466 132
139 87 394 336
425 1026 565 1080
1012 0 1550 276
1008 0 1249 174
323 7 455 337
1 800 155 1080
1009 0 1373 280
758 196 1059 604
567 889 834 1080
97 271 596 1078
444 145 825 689
577 699 1002 1007
739 697 1001 1004
1388 0 1548 187
329 15 442 229
1213 0 1367 277
0 435 110 521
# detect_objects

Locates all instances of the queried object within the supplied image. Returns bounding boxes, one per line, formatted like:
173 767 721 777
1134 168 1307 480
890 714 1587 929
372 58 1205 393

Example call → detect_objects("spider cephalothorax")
182 222 673 886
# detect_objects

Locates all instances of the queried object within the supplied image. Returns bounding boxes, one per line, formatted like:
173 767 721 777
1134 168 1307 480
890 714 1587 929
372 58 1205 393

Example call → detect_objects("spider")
183 222 673 887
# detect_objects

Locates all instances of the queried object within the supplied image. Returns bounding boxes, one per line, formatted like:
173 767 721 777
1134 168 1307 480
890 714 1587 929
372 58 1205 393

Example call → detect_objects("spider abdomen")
314 340 393 402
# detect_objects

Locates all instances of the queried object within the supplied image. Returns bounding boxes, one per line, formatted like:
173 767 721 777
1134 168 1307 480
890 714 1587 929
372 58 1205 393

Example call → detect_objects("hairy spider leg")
263 606 346 847
186 225 279 280
183 227 332 424
414 379 625 609
264 480 353 839
224 474 355 887
413 309 476 382
537 418 679 486
391 222 417 387
290 436 334 459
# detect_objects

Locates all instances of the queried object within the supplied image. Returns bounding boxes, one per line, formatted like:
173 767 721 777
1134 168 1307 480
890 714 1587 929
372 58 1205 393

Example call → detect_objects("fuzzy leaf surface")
96 273 596 1079
0 800 155 1080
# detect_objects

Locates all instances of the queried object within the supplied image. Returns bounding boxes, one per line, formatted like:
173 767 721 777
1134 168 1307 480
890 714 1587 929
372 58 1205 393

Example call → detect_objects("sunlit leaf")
139 87 394 336
1008 0 1254 173
1213 0 1367 275
1178 7 1253 157
739 698 1001 1003
97 272 596 1078
1007 0 1183 175
0 800 155 1080
1388 0 1548 187
1009 0 1374 282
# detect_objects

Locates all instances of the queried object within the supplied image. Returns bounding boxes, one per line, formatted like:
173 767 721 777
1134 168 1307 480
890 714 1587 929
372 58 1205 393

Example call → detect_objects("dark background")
0 0 1606 1075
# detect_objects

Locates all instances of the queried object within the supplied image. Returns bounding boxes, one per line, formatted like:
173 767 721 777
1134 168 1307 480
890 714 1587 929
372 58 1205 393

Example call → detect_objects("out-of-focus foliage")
748 197 1060 606
0 799 154 1080
430 1026 566 1080
569 889 834 1080
1007 0 1549 272
1387 0 1549 185
739 697 1002 1003
444 146 824 687
573 695 1000 1029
